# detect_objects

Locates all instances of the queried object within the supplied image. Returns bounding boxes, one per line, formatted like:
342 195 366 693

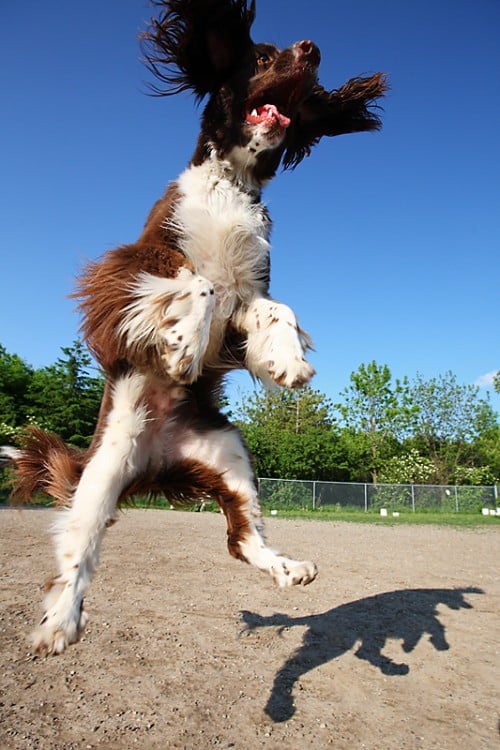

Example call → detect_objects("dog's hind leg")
177 425 317 587
32 372 149 655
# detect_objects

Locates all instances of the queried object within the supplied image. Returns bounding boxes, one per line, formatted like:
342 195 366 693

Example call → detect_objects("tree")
237 386 335 434
27 341 104 447
0 346 35 443
235 386 340 480
0 345 34 425
408 371 497 484
336 361 414 482
473 424 500 481
494 371 500 393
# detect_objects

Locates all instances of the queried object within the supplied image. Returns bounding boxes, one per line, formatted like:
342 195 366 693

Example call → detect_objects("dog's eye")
256 53 271 69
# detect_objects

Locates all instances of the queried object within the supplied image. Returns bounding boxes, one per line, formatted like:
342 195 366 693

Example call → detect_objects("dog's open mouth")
245 104 291 130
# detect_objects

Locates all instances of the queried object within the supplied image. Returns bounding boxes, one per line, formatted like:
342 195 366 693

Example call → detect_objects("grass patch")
2 492 497 527
262 508 499 526
134 499 498 527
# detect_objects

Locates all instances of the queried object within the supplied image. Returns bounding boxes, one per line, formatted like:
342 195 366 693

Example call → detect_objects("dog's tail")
0 427 84 505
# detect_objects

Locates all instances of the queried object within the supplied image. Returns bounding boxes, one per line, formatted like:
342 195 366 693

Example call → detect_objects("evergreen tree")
27 341 104 447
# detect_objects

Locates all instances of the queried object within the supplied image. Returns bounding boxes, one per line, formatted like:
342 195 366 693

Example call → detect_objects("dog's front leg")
234 298 315 388
78 254 216 385
118 267 215 384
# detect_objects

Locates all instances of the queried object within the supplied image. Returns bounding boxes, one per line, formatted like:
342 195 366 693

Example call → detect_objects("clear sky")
1 0 498 412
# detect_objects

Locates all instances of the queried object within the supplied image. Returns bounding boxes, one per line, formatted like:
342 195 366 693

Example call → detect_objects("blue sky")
1 0 498 412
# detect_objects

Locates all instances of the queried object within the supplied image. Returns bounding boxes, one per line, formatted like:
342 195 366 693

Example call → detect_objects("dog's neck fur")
192 142 267 199
191 110 286 194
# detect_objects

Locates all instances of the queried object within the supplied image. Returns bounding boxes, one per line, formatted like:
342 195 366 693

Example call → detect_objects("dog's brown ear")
142 0 256 99
283 72 388 169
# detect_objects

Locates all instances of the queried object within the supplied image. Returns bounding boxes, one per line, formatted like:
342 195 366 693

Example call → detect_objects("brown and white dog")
1 0 386 655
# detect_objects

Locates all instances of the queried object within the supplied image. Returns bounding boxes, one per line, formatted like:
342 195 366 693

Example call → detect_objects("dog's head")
142 0 387 183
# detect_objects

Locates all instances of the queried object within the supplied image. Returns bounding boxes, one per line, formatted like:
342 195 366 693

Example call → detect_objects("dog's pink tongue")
247 104 291 128
261 104 291 128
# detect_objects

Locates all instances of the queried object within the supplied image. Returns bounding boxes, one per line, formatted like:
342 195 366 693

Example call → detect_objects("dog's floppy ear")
283 72 388 169
142 0 256 99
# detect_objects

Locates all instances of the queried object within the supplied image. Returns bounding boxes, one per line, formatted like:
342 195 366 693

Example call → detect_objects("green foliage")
259 478 313 509
368 483 415 512
235 363 498 486
0 420 19 444
335 361 415 482
473 424 500 479
236 386 341 480
337 362 413 436
407 371 497 484
236 386 335 433
332 429 373 482
0 345 34 429
378 449 436 484
0 341 103 448
454 465 498 486
27 341 104 446
410 371 495 443
0 342 498 487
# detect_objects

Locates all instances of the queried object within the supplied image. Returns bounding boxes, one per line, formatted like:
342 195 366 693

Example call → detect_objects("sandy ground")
0 508 498 750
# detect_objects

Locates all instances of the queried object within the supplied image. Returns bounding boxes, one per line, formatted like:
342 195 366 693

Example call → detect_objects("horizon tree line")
0 341 498 487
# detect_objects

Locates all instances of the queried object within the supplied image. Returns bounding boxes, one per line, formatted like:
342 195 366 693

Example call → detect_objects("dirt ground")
0 508 498 750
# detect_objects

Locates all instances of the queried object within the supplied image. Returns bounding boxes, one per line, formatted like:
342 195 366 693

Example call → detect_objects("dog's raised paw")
272 358 315 388
161 277 215 383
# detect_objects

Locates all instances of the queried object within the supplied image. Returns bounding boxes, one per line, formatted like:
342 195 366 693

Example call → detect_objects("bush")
259 479 313 509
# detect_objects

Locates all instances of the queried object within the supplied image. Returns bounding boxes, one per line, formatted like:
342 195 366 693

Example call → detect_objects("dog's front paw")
262 325 315 387
269 356 315 388
161 338 203 384
271 558 318 587
160 277 215 383
242 299 315 388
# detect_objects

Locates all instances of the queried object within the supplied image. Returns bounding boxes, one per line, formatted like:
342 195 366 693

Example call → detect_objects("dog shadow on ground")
240 586 483 722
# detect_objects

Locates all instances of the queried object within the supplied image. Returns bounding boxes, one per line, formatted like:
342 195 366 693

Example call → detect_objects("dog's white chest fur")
172 159 270 319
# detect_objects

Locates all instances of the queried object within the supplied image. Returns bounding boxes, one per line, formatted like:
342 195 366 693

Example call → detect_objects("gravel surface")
0 508 498 749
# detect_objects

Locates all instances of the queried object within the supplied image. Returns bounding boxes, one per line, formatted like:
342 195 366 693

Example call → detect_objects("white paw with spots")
242 299 315 388
161 276 215 383
270 558 318 587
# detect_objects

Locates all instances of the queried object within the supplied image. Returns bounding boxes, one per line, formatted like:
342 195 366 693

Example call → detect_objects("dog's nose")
295 40 321 67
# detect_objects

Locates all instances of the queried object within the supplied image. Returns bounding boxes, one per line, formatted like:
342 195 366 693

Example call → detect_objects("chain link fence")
258 478 500 513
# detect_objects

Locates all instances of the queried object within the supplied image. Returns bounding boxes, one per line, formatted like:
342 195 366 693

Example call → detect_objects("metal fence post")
454 485 459 512
312 481 316 510
364 483 368 512
411 484 415 512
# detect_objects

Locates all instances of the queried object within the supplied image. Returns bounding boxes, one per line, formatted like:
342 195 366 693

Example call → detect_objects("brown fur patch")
44 576 59 593
73 184 194 375
8 427 83 505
